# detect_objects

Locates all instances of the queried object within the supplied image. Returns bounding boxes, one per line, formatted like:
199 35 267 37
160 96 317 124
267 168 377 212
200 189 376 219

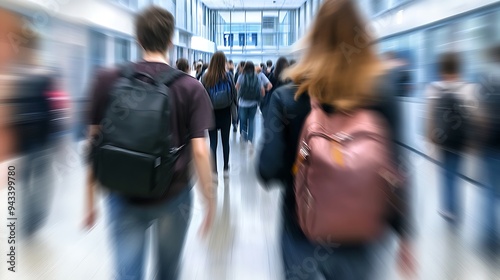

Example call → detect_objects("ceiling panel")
200 0 308 9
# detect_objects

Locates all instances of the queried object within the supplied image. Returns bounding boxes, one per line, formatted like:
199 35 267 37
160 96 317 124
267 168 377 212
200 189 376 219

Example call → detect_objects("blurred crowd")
0 8 71 237
1 0 500 279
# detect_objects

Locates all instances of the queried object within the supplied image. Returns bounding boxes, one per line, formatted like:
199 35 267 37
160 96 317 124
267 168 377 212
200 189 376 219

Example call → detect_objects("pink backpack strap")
309 97 322 110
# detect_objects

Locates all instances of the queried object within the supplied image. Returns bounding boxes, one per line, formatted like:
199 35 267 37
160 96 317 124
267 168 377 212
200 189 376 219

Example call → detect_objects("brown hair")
439 52 461 76
203 51 227 88
176 58 190 73
274 56 290 82
284 0 382 111
135 6 174 53
243 61 256 75
0 8 39 65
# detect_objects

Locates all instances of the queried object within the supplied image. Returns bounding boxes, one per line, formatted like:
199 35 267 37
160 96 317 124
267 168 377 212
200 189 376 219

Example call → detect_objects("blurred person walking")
234 61 246 84
197 63 209 81
258 1 415 279
255 63 273 114
85 6 215 280
0 8 67 236
474 44 500 249
195 62 203 80
227 59 235 79
236 61 264 152
382 51 411 97
190 61 197 77
426 52 475 223
232 61 246 133
176 58 190 74
202 51 236 180
265 60 273 78
261 57 290 118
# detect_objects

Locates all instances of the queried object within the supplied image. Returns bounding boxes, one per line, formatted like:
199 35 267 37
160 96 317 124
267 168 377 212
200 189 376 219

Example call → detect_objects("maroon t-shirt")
88 62 214 203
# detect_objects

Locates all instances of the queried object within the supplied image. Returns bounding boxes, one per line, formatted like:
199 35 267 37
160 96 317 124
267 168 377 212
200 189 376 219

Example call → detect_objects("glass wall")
215 10 296 60
115 38 131 63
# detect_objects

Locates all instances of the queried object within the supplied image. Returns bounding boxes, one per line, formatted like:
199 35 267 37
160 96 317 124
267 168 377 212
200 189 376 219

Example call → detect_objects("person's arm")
186 81 216 236
84 125 99 229
266 83 273 92
229 74 237 104
257 74 266 97
191 137 215 236
235 74 243 91
261 73 273 92
83 68 116 230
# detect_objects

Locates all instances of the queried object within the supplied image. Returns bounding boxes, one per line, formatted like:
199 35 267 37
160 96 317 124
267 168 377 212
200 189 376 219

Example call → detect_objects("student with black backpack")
235 61 264 152
426 52 476 224
202 51 236 180
85 6 215 280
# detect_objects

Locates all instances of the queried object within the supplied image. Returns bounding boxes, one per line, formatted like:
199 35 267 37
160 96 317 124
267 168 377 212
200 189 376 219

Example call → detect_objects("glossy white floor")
1 113 499 280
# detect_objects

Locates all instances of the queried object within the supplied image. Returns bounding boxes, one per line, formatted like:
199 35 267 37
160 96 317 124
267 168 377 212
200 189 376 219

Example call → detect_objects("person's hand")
83 206 97 230
199 196 216 238
397 239 417 279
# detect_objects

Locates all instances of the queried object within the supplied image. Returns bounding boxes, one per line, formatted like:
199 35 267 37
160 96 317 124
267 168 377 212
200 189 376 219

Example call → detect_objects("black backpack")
239 74 261 101
430 85 469 150
94 64 184 198
204 73 233 110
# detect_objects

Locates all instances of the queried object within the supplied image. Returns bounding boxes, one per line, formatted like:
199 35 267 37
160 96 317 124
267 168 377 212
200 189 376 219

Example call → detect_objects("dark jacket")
257 76 412 240
260 73 290 119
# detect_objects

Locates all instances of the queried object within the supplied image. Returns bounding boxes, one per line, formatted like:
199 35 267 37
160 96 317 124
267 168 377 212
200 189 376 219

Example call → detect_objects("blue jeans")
239 105 258 143
441 149 461 219
482 150 500 240
107 187 192 280
19 146 54 237
281 229 373 280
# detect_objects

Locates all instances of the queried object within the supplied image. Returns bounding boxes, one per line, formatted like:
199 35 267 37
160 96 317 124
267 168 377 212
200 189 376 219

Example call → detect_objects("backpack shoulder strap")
119 62 136 79
157 69 185 86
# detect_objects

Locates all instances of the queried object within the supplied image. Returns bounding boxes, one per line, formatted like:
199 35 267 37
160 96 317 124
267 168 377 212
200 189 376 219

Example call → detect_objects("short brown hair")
439 52 461 75
176 58 189 73
135 6 174 53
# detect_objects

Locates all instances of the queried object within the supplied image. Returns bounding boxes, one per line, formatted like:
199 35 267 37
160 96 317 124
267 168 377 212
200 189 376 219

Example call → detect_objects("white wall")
371 0 499 38
2 0 136 35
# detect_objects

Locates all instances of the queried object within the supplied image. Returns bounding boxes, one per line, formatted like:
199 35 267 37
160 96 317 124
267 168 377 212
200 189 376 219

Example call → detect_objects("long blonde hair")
284 0 383 111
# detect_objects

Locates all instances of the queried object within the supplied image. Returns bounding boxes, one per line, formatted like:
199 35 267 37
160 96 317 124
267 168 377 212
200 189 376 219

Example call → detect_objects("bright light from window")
397 10 404 24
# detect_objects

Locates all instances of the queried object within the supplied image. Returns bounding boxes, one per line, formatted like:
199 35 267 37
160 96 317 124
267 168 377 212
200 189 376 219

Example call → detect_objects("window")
136 42 143 60
115 0 138 10
262 17 276 29
458 13 497 82
246 11 261 48
187 0 192 32
372 0 386 14
263 34 276 47
90 31 107 69
115 38 130 63
159 0 175 16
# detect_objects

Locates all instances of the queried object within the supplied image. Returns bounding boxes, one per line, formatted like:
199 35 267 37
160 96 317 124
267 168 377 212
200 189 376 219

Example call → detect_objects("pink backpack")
294 100 403 244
